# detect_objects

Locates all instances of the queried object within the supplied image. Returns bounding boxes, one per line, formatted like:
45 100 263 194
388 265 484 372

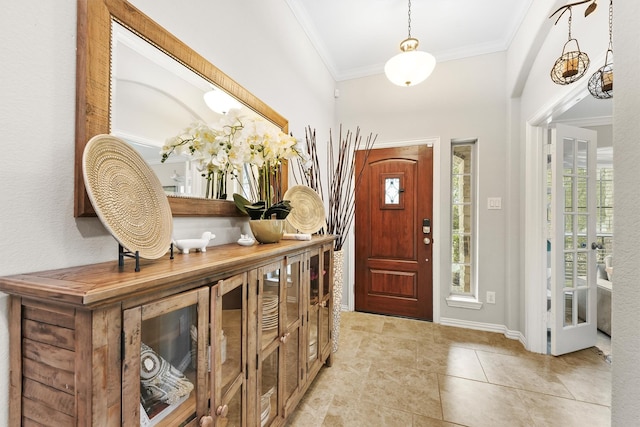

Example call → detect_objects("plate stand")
119 243 174 272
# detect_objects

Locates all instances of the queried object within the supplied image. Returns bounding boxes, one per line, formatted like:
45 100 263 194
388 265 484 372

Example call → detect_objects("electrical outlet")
486 291 496 304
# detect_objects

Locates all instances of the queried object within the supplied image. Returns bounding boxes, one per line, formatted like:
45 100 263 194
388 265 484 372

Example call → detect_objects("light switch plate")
487 197 502 210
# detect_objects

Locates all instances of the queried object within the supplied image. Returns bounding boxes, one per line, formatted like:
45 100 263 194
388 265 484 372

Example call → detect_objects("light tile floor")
286 311 611 427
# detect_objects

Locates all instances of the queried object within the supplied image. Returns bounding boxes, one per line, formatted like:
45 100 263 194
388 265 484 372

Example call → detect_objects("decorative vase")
249 219 284 244
332 249 344 353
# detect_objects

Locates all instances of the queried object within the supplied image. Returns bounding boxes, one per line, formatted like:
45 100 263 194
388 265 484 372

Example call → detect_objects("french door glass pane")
564 253 574 287
577 177 588 212
564 176 573 211
563 138 575 173
576 235 587 250
563 291 573 327
577 214 588 235
577 252 588 277
577 140 588 176
577 289 587 325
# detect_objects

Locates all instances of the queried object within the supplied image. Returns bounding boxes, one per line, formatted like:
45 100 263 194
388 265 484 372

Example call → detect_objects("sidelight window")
450 142 476 297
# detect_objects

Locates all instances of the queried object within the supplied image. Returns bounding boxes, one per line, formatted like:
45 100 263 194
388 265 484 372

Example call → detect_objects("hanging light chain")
567 7 573 40
608 0 613 50
407 0 412 38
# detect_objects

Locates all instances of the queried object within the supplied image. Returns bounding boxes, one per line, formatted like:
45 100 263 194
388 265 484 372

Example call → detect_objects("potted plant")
162 109 310 242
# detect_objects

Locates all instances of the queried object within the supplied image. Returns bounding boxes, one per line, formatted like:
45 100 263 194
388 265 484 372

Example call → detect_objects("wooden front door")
355 145 433 320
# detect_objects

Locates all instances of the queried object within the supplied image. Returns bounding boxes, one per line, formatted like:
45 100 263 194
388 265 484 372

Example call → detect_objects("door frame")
524 81 606 353
347 137 441 323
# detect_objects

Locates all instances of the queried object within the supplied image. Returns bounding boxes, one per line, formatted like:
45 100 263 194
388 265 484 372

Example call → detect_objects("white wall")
337 52 510 326
510 0 640 423
517 0 609 122
0 1 335 425
3 0 638 423
611 2 640 424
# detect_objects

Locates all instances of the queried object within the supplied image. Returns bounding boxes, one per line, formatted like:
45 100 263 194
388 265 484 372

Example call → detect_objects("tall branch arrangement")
293 125 376 251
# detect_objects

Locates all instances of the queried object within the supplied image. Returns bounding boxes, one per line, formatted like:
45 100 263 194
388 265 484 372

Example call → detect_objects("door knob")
423 237 431 245
280 332 291 343
216 405 229 417
200 415 214 426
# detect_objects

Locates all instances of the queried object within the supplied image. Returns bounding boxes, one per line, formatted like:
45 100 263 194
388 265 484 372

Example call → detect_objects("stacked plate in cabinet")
262 294 279 331
260 386 275 427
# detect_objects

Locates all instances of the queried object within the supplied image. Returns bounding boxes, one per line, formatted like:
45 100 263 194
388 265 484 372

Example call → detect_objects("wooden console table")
0 236 334 426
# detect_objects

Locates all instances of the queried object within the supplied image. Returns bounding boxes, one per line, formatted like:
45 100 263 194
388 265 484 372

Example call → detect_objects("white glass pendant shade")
203 88 242 114
385 49 436 87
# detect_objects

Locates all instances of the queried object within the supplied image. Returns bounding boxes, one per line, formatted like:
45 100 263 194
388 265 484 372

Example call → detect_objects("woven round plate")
82 134 173 259
283 185 325 234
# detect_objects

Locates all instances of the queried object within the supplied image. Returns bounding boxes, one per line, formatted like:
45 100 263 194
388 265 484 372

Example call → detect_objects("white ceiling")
286 0 612 125
285 0 534 81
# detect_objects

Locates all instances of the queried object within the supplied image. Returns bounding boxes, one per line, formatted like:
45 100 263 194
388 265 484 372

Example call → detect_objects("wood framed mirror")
75 0 288 217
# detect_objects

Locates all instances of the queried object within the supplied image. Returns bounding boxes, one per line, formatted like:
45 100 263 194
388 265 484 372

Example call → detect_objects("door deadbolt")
422 218 431 234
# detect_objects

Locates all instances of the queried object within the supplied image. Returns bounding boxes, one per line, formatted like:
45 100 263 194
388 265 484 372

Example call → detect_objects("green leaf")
232 193 252 214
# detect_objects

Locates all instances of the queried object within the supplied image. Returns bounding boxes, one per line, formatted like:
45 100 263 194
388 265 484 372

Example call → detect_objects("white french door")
549 124 598 356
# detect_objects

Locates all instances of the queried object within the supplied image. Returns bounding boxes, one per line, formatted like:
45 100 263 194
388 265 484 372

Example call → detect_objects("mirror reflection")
110 21 272 200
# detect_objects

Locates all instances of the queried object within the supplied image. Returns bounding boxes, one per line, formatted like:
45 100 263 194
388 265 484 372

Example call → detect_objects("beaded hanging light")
588 0 613 99
550 6 590 85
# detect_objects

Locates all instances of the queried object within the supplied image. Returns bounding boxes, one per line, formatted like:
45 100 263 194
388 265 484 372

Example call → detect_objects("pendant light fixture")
549 5 590 85
384 0 436 87
588 0 613 99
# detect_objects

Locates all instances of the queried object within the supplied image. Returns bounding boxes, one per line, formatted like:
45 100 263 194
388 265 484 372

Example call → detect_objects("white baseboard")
336 309 527 350
439 317 527 349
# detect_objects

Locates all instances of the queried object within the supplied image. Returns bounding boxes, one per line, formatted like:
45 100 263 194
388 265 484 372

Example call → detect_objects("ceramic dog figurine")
173 231 215 254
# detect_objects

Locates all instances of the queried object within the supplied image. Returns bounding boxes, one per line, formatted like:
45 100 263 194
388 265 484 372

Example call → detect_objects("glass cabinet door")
283 254 303 416
318 244 333 360
307 245 333 376
212 273 248 427
307 251 322 374
122 287 209 427
258 261 283 427
258 254 305 425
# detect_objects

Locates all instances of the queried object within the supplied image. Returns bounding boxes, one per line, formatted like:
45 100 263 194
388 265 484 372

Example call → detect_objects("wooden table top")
0 236 335 308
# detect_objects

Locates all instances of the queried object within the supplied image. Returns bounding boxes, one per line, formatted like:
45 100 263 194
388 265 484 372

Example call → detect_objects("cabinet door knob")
200 415 214 426
280 332 291 343
216 404 229 417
